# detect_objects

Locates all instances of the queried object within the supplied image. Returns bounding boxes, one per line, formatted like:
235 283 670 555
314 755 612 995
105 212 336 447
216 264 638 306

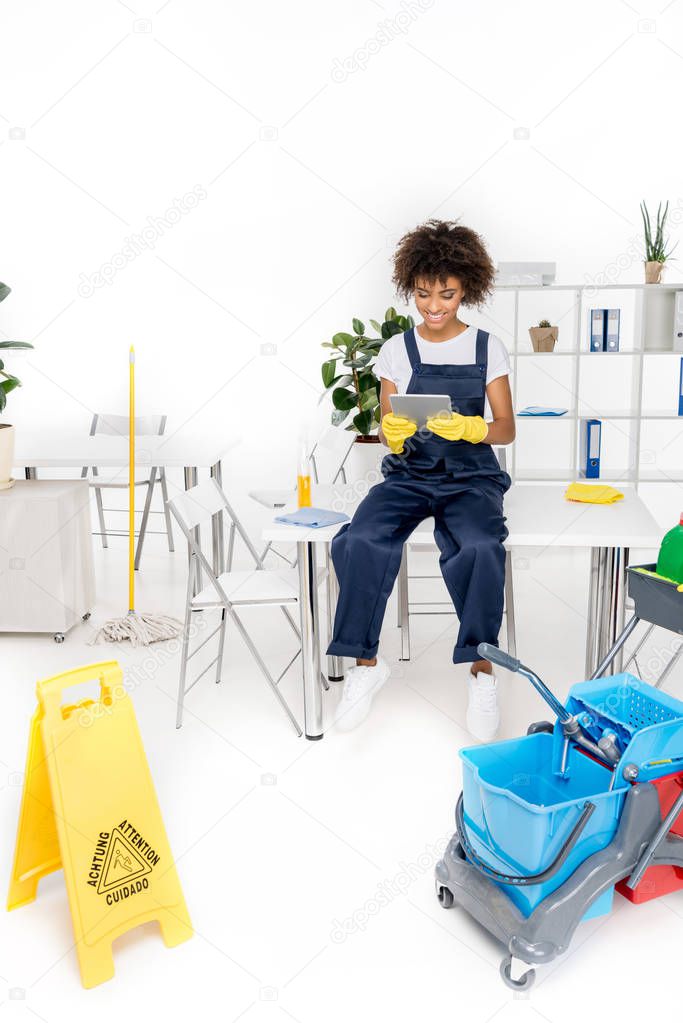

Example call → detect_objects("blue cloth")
518 406 568 416
327 326 510 665
274 507 350 528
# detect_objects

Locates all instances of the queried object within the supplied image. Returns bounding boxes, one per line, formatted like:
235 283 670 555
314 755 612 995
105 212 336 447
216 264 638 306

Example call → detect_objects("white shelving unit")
479 284 683 501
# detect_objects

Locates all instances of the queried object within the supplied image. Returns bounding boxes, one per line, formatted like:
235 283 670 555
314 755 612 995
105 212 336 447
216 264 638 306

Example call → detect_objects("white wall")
2 0 683 526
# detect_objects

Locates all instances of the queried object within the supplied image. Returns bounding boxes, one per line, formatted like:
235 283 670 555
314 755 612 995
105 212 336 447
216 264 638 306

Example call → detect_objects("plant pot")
645 260 665 284
528 325 558 352
354 434 380 444
0 423 15 489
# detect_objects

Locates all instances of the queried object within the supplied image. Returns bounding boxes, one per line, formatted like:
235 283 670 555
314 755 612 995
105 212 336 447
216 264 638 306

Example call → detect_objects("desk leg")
585 546 628 677
210 460 225 577
183 466 201 596
297 540 323 740
325 543 343 682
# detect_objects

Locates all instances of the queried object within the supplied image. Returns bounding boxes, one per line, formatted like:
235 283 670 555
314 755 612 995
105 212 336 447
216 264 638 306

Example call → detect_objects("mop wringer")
437 641 683 990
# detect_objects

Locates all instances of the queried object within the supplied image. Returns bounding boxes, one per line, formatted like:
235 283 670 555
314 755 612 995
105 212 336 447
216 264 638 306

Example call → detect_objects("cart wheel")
437 886 454 909
82 612 91 622
53 633 65 644
526 721 554 736
500 956 535 991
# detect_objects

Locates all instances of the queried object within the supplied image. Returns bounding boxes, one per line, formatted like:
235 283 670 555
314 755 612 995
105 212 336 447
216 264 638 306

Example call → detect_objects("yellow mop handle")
129 346 135 613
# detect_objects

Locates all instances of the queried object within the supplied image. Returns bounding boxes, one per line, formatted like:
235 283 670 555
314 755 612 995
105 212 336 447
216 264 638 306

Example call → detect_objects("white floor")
2 534 683 1022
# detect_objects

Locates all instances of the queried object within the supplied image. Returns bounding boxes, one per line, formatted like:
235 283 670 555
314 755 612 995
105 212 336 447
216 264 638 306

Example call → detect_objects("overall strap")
403 327 421 371
475 328 489 373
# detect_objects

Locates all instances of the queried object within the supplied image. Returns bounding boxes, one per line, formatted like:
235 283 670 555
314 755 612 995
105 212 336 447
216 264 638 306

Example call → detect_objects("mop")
91 347 183 647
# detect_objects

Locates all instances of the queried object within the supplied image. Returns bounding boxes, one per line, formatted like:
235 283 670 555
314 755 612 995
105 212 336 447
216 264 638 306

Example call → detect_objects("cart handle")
455 793 596 887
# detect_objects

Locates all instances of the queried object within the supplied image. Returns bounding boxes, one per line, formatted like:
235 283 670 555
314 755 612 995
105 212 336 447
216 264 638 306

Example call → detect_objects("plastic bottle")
297 439 312 508
656 513 683 583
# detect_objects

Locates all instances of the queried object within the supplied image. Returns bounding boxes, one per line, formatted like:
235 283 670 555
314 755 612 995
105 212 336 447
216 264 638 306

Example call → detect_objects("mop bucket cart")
591 563 683 686
435 645 683 991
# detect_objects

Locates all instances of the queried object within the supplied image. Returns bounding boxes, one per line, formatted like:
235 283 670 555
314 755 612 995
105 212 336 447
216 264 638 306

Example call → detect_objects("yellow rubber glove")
382 413 417 454
565 483 624 504
426 412 489 444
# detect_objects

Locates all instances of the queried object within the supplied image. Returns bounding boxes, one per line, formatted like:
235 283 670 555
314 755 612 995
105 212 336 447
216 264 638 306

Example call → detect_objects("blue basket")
460 674 683 918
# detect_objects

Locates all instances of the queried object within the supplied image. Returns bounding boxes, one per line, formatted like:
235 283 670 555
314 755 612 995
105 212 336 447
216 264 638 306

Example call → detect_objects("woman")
326 219 515 740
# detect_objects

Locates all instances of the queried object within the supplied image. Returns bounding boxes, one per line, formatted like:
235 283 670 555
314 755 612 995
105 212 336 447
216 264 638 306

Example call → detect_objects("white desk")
262 484 662 739
14 431 238 592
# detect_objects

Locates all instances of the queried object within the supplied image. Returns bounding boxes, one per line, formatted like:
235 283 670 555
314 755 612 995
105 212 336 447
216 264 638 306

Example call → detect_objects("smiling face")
414 276 466 338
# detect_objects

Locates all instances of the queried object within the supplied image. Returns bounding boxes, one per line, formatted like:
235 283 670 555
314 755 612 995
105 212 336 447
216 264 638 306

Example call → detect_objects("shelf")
638 468 683 483
515 468 637 483
516 411 683 420
497 283 683 292
516 350 576 357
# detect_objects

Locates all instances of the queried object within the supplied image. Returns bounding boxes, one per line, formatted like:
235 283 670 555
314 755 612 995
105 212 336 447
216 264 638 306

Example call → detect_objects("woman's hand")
381 413 417 454
426 412 489 444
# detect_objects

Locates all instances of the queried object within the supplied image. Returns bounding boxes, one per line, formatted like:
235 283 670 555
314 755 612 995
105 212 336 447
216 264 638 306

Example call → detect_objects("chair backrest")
167 478 264 572
309 425 356 483
167 478 225 533
90 413 167 438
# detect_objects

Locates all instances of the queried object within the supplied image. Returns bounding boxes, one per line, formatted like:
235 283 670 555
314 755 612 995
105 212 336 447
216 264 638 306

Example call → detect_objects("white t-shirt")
375 325 511 420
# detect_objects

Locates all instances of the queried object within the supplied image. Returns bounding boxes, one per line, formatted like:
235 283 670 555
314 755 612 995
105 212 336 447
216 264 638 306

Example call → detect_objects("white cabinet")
0 480 95 638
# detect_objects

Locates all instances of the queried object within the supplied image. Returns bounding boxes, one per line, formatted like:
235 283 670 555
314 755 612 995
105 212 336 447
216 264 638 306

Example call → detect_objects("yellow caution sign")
7 661 192 988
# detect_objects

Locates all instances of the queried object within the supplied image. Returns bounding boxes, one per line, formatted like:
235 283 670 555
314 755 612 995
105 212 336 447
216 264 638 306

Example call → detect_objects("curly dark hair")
391 218 496 308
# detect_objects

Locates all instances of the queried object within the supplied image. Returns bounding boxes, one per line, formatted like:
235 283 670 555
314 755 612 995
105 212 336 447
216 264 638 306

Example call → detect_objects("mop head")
90 611 184 647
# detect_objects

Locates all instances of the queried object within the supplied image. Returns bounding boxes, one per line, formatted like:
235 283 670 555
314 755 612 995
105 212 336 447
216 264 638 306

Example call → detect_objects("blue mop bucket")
460 733 624 918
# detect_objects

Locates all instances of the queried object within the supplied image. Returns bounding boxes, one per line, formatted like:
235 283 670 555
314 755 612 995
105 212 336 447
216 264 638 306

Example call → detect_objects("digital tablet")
389 393 452 428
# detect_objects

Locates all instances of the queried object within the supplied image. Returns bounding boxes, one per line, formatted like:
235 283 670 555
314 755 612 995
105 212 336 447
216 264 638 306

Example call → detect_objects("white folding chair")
81 413 174 569
396 447 516 660
167 478 305 735
249 424 357 567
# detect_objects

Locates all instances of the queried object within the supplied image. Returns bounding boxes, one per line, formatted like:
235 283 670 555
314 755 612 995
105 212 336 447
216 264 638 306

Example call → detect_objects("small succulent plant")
538 319 552 328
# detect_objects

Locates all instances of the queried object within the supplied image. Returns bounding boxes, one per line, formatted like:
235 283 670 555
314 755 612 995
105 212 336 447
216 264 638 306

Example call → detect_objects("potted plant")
321 307 414 441
528 318 558 352
0 282 34 489
640 200 677 284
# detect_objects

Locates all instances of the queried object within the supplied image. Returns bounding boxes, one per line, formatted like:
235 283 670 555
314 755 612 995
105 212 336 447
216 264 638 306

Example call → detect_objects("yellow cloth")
565 483 624 504
381 412 417 454
426 412 489 444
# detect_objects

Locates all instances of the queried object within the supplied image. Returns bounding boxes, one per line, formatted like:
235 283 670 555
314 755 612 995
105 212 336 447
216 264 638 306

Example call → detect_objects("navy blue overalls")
326 326 511 664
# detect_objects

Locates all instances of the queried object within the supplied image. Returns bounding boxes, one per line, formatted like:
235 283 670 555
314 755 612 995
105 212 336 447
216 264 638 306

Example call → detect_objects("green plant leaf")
332 386 359 411
352 409 373 435
0 283 11 303
352 318 365 336
407 314 415 328
369 319 382 333
374 405 382 422
343 355 372 369
0 340 33 350
359 389 378 411
381 320 403 340
384 307 397 321
357 371 377 391
332 332 356 348
321 359 338 388
0 376 20 394
331 408 349 427
0 389 5 413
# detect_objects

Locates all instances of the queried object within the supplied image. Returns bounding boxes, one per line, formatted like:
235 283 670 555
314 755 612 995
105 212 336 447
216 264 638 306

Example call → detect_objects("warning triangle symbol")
97 828 153 894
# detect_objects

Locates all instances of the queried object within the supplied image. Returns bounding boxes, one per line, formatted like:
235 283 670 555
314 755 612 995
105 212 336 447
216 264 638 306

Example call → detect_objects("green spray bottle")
656 513 683 584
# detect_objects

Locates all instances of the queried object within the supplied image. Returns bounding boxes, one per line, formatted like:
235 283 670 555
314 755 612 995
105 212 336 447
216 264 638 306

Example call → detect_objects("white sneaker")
335 658 390 732
466 671 500 742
